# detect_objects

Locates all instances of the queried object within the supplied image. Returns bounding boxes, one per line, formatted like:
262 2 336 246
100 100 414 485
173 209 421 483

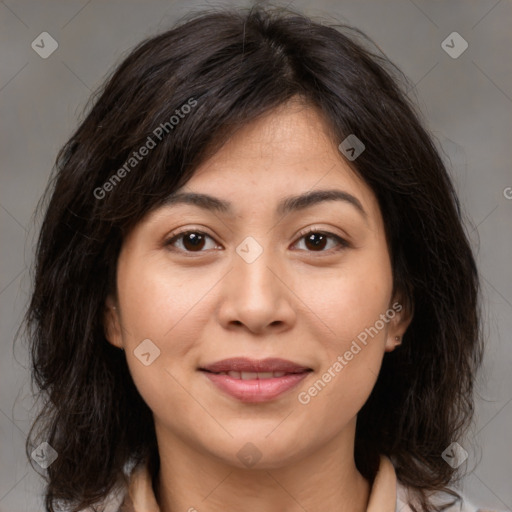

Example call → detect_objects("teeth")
256 372 274 379
241 371 258 380
218 371 290 379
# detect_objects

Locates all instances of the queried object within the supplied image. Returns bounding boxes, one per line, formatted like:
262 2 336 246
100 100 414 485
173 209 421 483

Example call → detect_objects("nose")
216 245 296 335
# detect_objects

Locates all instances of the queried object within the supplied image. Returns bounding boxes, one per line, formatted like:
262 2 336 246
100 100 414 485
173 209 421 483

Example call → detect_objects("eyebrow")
163 189 368 222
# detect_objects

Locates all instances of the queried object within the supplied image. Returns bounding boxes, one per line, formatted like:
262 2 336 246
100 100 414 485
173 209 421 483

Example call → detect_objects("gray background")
1 0 511 510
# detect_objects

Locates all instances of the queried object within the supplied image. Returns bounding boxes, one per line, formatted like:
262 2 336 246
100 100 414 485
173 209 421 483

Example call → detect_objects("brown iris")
181 232 206 251
303 232 328 251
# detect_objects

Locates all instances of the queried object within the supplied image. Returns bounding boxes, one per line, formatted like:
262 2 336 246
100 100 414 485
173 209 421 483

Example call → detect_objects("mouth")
200 369 310 379
199 357 313 402
199 357 312 374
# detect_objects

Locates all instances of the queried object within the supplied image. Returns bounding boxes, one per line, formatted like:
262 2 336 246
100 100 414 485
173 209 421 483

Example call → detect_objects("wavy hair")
21 4 483 511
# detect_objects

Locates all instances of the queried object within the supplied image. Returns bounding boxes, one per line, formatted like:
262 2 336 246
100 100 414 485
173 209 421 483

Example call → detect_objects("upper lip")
200 357 312 374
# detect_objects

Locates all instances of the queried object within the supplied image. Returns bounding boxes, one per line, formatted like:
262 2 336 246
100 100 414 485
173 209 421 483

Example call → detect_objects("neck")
154 419 371 512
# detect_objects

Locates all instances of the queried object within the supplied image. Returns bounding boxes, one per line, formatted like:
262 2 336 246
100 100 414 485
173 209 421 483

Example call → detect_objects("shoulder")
396 480 498 512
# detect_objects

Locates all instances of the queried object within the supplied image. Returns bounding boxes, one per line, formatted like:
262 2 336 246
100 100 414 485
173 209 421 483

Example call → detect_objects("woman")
24 5 490 512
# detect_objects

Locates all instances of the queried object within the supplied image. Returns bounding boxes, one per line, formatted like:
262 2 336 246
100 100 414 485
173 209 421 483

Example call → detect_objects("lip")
199 357 312 403
201 371 311 403
200 357 311 374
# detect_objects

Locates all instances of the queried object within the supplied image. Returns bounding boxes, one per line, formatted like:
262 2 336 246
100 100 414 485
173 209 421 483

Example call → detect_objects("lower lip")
201 371 310 403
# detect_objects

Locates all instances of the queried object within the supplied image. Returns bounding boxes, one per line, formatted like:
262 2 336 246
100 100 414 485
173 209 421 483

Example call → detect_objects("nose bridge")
220 235 293 331
233 235 280 300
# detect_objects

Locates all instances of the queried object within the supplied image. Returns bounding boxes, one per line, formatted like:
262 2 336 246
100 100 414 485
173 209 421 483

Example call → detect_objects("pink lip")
200 357 311 373
199 357 312 403
201 371 310 403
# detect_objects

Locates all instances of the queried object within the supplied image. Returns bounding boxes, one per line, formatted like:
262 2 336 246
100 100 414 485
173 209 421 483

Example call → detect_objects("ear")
103 294 124 350
384 292 414 353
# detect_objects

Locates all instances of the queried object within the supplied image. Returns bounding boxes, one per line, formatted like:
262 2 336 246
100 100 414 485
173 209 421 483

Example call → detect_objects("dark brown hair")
21 4 483 511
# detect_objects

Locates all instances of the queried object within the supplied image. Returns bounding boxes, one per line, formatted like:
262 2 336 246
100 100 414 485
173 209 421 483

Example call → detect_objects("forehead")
169 101 381 225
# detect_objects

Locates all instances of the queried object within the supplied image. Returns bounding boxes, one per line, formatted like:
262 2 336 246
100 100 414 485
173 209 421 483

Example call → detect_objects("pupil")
306 233 326 250
184 233 204 250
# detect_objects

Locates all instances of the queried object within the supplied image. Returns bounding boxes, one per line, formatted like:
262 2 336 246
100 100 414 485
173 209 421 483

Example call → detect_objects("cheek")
115 255 211 408
116 252 216 346
292 243 393 413
294 242 393 352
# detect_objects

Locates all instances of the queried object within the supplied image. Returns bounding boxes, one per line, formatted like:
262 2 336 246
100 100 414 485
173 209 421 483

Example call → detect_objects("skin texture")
104 99 413 512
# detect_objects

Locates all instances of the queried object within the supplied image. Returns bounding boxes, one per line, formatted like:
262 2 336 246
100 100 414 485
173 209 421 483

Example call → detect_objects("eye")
165 230 220 253
292 227 349 253
164 227 349 254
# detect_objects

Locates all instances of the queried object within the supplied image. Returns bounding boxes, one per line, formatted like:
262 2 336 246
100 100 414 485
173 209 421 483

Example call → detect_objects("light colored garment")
396 478 491 512
85 455 496 512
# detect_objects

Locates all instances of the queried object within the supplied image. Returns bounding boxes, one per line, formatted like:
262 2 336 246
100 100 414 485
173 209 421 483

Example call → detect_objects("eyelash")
164 226 349 255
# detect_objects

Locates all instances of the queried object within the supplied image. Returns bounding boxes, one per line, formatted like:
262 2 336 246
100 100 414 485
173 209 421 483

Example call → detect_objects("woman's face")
105 100 411 469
